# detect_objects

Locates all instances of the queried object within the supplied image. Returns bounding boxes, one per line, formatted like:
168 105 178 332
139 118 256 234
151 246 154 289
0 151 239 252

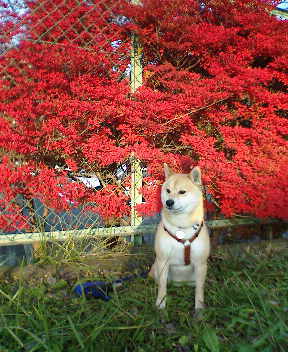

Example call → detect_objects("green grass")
0 242 287 352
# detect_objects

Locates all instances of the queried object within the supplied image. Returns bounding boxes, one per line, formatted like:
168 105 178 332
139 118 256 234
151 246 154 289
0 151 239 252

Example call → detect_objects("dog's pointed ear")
190 166 202 185
164 163 174 179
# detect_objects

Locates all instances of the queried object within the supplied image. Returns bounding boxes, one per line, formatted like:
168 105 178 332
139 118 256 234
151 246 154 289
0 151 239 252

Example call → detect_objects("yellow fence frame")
0 218 279 247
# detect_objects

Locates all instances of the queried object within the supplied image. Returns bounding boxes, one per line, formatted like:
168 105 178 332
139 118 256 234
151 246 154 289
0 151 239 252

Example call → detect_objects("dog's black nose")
166 199 174 208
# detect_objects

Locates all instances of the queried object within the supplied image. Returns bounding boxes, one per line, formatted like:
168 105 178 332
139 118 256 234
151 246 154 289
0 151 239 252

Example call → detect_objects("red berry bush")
0 0 287 232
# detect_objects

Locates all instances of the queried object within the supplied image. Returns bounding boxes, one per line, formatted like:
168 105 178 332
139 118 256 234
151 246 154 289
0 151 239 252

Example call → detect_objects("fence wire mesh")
1 1 284 265
0 0 146 257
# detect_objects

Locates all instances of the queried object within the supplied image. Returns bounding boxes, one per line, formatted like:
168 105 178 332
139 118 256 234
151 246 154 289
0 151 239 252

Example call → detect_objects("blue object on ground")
74 271 148 301
74 281 112 301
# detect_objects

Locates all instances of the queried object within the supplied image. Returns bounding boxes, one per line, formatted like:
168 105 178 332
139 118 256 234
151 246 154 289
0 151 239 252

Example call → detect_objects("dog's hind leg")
155 259 169 309
148 263 156 280
194 261 207 312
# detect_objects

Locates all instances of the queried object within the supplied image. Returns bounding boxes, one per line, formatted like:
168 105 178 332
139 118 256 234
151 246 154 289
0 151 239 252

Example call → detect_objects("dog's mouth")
165 205 183 213
165 199 184 212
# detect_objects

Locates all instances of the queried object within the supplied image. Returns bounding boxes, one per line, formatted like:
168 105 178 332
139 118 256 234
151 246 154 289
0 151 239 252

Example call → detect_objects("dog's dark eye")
179 190 186 195
166 189 171 194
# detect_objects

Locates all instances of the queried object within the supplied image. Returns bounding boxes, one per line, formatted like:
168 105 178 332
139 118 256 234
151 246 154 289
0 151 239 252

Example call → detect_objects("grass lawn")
0 240 287 352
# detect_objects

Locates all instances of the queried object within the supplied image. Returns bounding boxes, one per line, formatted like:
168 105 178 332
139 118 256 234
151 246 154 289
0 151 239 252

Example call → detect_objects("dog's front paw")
156 299 166 309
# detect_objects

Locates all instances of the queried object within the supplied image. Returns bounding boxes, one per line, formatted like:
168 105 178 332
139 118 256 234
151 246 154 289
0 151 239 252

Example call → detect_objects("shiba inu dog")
149 164 210 312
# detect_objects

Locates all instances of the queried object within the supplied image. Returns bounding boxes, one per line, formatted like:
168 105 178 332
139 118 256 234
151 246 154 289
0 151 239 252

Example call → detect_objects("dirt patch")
3 244 153 290
1 240 287 294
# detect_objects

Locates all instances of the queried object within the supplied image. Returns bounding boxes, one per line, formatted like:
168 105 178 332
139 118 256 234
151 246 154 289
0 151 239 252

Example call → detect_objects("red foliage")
0 0 287 232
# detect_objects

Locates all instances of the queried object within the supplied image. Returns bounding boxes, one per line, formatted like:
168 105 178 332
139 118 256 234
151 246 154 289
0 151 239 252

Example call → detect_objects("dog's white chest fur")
160 222 207 269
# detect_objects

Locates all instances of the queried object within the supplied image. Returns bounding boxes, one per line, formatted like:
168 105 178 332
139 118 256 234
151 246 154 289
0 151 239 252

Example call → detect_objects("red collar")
164 221 204 265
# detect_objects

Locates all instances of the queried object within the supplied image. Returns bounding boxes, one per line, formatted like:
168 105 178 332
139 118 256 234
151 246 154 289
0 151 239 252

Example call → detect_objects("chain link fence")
0 0 148 265
0 1 285 266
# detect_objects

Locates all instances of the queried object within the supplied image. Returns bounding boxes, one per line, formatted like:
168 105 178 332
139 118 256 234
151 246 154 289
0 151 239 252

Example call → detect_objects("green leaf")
237 344 256 352
202 328 220 352
179 335 190 346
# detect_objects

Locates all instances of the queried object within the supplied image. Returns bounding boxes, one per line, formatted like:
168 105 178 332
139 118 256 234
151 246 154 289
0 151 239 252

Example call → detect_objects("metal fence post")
130 34 143 93
130 0 143 244
130 153 143 244
130 0 143 93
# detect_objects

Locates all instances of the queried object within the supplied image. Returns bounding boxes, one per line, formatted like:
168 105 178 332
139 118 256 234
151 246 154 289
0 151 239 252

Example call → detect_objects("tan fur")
149 164 210 311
